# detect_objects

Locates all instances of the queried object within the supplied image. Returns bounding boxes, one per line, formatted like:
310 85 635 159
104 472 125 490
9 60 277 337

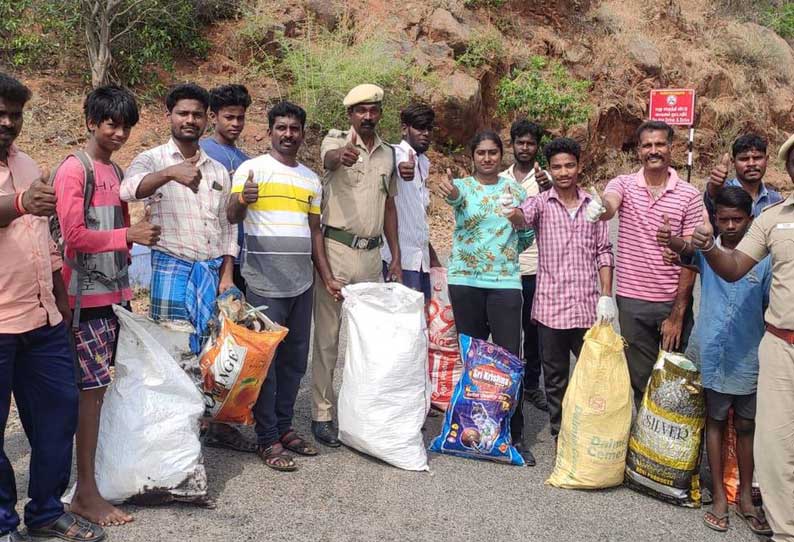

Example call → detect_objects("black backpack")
49 150 128 329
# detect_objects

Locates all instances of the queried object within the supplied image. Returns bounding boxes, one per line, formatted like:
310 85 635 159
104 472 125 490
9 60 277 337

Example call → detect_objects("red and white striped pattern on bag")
426 267 463 411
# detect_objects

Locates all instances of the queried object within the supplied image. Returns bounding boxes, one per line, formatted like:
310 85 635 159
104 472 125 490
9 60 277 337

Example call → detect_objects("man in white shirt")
501 119 552 412
381 103 441 299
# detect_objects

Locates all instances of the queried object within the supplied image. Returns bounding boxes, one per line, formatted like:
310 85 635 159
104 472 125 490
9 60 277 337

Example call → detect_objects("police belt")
766 323 794 345
323 226 383 250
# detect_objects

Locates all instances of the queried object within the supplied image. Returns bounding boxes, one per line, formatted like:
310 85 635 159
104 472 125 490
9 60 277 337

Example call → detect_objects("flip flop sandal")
257 444 297 472
280 430 319 456
703 511 729 532
735 510 773 536
28 512 106 542
204 426 257 453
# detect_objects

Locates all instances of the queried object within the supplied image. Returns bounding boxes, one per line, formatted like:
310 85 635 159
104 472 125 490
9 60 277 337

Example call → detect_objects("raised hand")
499 185 515 216
708 153 731 190
585 187 606 222
126 205 161 246
691 216 715 251
438 168 459 201
398 149 416 180
534 162 552 190
242 169 259 204
340 132 361 167
21 167 56 217
168 153 202 193
656 214 672 247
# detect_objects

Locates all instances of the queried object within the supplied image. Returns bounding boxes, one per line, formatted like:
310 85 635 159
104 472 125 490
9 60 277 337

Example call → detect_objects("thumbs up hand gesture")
242 169 259 205
398 149 416 181
22 167 56 217
438 168 460 201
340 132 361 167
692 215 715 251
708 153 731 189
168 152 202 193
534 162 552 191
126 205 161 246
656 214 672 247
585 187 606 223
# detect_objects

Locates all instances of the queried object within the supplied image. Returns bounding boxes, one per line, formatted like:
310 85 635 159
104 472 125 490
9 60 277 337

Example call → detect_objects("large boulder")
626 36 661 75
428 71 483 145
427 8 471 56
305 0 342 31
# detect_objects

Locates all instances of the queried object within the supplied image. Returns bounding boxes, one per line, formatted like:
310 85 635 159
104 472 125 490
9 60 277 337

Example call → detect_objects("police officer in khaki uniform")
310 84 402 447
691 133 794 542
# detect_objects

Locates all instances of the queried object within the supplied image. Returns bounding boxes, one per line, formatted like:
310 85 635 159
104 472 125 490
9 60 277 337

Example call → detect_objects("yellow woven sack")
546 323 632 489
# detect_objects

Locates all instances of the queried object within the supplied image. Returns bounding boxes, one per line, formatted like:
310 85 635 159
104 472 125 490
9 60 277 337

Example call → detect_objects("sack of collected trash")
337 283 430 471
200 288 288 424
85 305 208 504
547 323 632 489
429 334 525 466
427 267 463 412
625 351 705 507
722 408 763 506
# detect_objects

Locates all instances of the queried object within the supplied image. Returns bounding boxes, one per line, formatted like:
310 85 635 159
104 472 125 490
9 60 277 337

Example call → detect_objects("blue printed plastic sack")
429 334 525 466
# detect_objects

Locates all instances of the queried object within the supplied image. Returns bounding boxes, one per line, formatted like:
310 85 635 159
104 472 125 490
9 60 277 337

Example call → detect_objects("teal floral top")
446 175 534 290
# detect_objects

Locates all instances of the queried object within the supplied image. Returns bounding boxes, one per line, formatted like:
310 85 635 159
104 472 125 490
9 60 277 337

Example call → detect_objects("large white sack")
337 282 431 471
94 306 207 502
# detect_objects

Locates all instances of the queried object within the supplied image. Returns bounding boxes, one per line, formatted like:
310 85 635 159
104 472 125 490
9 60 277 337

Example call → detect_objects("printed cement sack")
429 334 525 466
200 291 288 424
547 324 632 489
722 408 762 505
427 267 463 411
337 283 431 471
85 306 208 504
625 351 705 507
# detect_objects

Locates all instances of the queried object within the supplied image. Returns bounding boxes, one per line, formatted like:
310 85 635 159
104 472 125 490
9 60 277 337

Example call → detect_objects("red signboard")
648 89 696 126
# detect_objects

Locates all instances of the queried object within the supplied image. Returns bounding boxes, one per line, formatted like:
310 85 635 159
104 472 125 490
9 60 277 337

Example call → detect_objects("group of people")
0 68 792 542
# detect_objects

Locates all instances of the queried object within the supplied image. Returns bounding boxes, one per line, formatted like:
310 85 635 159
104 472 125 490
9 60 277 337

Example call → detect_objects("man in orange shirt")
0 73 105 542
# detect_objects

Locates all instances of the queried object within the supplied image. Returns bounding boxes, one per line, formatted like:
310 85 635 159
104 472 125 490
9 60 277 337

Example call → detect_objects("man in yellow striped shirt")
227 101 323 471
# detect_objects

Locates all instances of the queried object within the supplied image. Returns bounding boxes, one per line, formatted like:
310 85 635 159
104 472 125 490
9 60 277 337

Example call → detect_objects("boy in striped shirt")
227 101 323 471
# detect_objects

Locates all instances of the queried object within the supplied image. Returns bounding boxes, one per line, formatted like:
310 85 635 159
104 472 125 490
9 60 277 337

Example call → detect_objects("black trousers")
538 324 586 437
447 285 524 440
521 275 541 390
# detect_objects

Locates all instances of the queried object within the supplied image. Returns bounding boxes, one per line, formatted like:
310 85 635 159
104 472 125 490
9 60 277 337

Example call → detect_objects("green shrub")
763 2 794 39
0 1 79 69
497 56 591 129
456 29 504 69
277 23 432 140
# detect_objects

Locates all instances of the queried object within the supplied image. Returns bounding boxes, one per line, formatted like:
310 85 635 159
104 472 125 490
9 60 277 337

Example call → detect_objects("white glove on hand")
596 295 617 323
585 189 606 223
500 192 515 216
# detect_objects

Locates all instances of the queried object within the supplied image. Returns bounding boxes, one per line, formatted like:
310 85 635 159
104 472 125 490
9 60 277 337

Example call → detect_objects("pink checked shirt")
604 168 703 302
120 138 237 262
519 187 613 330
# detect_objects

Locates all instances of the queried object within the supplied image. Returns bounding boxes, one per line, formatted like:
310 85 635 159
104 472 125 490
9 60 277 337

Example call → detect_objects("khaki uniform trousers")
756 333 794 541
311 238 382 422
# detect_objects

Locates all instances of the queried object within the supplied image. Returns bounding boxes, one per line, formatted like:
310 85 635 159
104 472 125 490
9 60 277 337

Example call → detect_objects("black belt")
323 226 382 250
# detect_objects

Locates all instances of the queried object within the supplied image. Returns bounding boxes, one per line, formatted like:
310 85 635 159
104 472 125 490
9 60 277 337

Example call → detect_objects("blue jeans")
248 287 313 446
381 262 431 302
0 323 78 533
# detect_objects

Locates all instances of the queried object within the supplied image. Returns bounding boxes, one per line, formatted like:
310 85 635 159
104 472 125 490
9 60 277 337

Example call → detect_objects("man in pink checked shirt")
506 137 615 440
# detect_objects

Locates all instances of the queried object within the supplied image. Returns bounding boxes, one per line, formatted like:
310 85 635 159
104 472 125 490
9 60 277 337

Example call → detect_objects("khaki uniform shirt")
501 164 540 275
736 194 794 329
320 129 398 238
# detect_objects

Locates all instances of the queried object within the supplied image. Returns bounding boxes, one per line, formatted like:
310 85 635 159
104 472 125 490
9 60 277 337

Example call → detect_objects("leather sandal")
280 429 318 456
28 512 106 542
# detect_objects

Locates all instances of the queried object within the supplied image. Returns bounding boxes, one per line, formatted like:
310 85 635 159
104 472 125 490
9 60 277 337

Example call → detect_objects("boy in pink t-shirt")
53 85 159 527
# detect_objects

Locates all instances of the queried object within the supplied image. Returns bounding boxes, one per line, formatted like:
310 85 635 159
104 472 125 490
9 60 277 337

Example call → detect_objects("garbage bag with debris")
547 323 632 489
85 305 209 504
625 351 706 507
427 267 463 411
200 288 288 424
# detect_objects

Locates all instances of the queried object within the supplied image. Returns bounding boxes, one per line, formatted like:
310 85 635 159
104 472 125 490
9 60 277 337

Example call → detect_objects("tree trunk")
84 1 113 88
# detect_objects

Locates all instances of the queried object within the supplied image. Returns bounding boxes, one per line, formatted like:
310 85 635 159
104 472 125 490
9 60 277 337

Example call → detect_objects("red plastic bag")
721 408 762 505
426 268 462 411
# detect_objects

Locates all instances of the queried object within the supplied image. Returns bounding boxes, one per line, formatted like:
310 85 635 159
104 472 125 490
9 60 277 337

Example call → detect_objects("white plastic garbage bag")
337 283 431 471
93 306 207 503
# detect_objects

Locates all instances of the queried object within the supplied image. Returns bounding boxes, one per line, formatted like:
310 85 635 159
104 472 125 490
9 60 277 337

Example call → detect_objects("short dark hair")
544 137 581 162
400 103 435 129
267 100 307 129
0 73 32 106
84 85 139 128
732 133 767 158
510 119 543 143
209 84 251 113
468 130 503 156
636 120 674 144
714 185 752 216
165 83 209 112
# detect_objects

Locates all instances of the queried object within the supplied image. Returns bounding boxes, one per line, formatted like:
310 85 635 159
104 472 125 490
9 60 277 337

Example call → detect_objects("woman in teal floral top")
438 130 535 464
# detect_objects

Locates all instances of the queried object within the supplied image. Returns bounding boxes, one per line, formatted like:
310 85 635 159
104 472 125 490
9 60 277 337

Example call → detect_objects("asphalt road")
7 218 758 542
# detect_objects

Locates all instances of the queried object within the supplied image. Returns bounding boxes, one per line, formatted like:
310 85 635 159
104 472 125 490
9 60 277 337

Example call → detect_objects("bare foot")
70 491 134 526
